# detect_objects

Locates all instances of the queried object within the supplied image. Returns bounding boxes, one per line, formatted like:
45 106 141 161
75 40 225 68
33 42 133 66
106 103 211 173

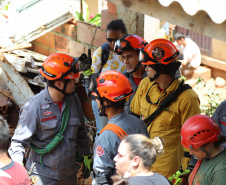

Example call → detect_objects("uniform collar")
153 79 182 94
108 112 127 123
43 86 54 104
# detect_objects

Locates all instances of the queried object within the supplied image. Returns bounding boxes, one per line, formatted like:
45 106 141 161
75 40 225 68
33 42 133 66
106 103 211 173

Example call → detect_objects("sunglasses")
106 38 118 42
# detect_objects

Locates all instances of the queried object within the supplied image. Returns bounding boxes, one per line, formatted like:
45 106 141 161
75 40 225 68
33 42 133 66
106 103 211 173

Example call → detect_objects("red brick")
35 32 55 50
68 40 85 57
107 2 117 15
33 43 49 56
54 34 69 53
53 25 63 34
48 49 58 56
100 10 118 30
53 23 76 39
77 21 98 44
92 28 107 47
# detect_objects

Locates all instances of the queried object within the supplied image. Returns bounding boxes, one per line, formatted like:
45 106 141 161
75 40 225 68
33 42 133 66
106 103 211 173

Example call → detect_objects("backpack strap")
100 123 128 140
144 80 192 128
100 43 110 73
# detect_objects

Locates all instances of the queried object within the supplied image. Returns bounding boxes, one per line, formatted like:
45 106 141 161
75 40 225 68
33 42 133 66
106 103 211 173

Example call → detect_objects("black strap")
184 152 192 158
144 80 191 128
128 110 140 118
91 171 113 184
100 43 110 73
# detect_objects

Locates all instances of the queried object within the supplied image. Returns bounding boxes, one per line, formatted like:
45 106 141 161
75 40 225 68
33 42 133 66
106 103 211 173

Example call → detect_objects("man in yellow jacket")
130 39 200 178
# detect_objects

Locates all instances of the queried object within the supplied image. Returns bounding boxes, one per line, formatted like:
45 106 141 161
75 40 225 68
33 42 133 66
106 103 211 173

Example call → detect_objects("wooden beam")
107 0 226 42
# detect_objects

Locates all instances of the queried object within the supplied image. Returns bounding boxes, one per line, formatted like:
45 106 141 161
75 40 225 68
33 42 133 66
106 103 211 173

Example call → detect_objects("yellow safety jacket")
130 77 200 178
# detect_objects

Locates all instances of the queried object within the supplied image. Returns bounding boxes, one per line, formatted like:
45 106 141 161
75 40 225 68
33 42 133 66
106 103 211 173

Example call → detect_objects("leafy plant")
74 0 101 26
1 0 10 10
195 77 221 117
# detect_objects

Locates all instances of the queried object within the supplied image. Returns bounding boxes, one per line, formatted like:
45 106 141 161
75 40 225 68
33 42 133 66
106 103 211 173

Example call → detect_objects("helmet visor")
114 39 132 54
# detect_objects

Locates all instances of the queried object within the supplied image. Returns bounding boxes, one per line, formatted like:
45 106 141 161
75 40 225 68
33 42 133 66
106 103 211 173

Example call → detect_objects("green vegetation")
195 77 221 117
74 0 101 26
0 0 10 10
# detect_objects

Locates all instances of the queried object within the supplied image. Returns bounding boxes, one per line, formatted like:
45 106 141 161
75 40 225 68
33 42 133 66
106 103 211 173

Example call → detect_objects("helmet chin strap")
52 81 74 96
199 147 212 159
98 98 113 117
149 73 159 82
126 62 141 74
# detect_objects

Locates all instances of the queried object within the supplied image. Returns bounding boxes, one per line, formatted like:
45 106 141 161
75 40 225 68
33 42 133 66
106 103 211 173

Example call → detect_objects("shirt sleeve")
212 169 226 185
91 47 102 74
8 102 37 163
93 131 120 176
212 101 225 126
74 94 91 155
130 78 147 116
179 91 201 170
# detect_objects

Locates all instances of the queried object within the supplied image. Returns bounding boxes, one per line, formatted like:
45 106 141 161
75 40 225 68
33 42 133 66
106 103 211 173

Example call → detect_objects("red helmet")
140 39 179 65
181 114 221 150
39 53 79 80
94 70 134 102
114 34 147 54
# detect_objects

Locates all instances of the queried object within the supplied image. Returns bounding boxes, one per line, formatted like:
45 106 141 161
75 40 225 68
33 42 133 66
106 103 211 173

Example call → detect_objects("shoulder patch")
96 146 104 156
15 123 21 134
42 110 52 116
41 104 50 109
20 109 27 118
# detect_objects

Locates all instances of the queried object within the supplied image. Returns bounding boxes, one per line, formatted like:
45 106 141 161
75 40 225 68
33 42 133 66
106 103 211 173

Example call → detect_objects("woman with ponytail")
113 134 171 185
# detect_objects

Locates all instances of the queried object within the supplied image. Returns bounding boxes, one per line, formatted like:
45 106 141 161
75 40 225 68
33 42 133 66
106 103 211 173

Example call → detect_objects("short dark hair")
104 98 126 109
174 32 185 40
0 115 9 152
107 19 127 35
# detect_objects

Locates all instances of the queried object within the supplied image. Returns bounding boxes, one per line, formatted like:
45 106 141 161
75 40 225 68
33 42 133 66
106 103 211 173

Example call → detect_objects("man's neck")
48 86 64 102
156 74 174 90
106 108 124 120
0 152 12 168
132 65 145 78
209 145 225 159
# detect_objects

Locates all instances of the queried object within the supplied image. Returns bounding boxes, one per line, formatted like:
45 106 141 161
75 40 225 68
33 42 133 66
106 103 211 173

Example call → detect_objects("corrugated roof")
159 0 226 24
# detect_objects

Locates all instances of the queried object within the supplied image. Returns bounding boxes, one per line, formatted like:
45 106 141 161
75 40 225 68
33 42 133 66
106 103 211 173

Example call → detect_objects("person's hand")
79 49 92 71
83 154 93 179
179 171 191 185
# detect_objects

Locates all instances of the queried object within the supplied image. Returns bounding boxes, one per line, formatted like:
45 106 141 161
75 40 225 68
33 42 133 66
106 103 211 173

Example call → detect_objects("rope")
30 96 70 166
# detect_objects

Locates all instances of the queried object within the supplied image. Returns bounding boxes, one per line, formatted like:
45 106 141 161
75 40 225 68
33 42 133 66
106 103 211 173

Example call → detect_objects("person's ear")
103 99 111 106
55 80 62 88
132 156 140 167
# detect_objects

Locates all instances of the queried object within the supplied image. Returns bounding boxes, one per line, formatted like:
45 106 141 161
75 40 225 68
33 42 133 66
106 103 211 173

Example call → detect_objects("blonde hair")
124 134 164 170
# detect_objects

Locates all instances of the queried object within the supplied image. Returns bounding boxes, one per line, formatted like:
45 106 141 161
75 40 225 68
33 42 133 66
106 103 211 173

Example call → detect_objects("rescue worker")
114 34 181 113
181 114 226 185
90 70 149 184
130 39 201 178
114 34 147 112
8 53 92 185
212 100 226 147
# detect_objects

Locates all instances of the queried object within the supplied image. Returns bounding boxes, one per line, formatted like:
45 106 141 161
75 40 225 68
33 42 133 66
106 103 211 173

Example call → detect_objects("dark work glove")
78 49 92 71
